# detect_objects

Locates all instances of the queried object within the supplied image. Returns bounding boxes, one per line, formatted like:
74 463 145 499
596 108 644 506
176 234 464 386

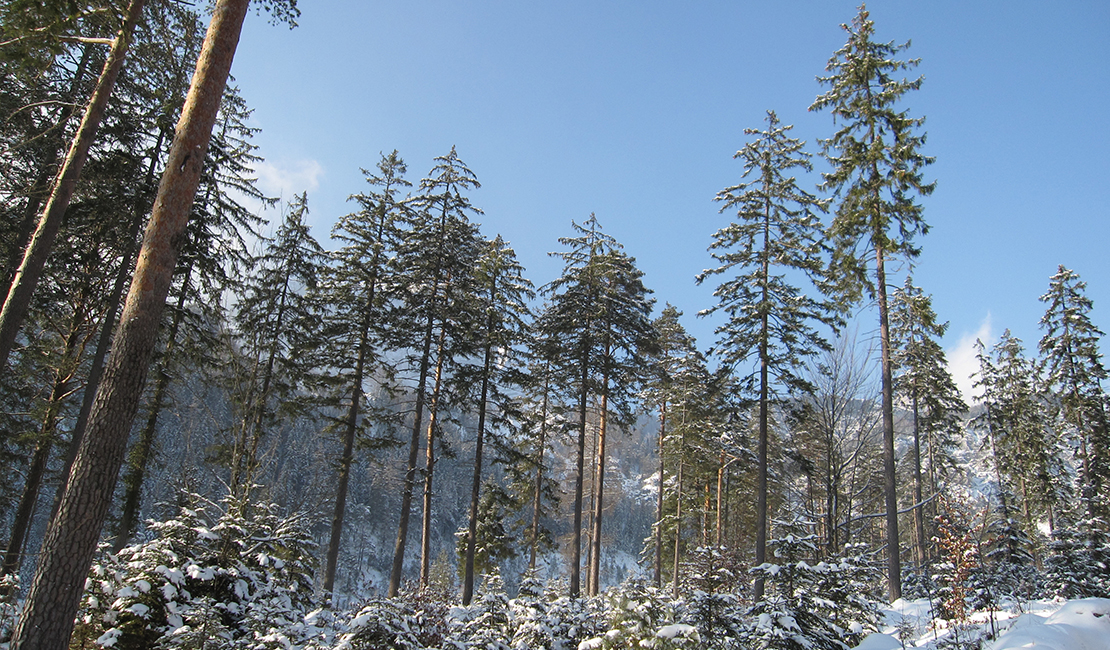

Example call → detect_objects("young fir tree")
461 235 533 605
974 332 1068 545
538 216 653 597
810 5 935 600
388 147 484 597
889 277 966 570
225 192 325 498
1038 265 1110 522
698 110 840 599
319 150 410 597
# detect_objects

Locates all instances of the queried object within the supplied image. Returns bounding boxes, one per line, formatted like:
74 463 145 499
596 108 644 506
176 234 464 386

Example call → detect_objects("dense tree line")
0 3 1107 648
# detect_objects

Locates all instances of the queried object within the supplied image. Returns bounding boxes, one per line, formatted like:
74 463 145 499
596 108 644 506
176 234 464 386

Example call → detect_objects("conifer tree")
388 147 484 596
810 5 935 600
461 235 533 605
1038 265 1110 521
890 277 966 570
320 150 410 597
539 216 653 597
225 192 325 497
974 332 1067 544
699 110 840 598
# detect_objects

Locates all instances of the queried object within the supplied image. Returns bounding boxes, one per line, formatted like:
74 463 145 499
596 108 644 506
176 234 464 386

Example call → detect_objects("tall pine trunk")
528 371 551 572
389 309 437 597
420 328 448 588
463 313 494 605
587 370 609 596
569 340 590 598
0 0 147 374
876 244 902 601
323 307 373 596
654 402 666 587
11 2 252 646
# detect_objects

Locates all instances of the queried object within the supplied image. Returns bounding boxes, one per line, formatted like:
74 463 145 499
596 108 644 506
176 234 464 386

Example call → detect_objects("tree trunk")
672 448 683 599
419 327 447 588
875 244 902 601
463 321 494 605
587 371 609 596
389 310 437 597
113 262 192 553
569 343 590 598
912 388 926 570
0 0 147 374
323 307 372 597
754 200 771 599
654 402 666 587
10 2 252 646
528 369 551 572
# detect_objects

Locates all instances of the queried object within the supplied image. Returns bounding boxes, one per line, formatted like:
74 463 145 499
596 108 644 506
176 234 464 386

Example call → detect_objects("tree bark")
569 341 590 598
876 244 902 601
419 328 447 588
463 314 495 605
528 370 551 572
0 0 147 375
654 402 666 587
10 2 251 646
587 372 609 596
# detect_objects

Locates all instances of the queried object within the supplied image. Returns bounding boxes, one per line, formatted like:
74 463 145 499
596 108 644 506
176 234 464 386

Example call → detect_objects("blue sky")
228 1 1109 400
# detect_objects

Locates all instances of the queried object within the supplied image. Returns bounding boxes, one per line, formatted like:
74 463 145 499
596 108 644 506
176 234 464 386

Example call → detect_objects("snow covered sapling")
452 570 512 650
741 531 846 650
73 493 318 649
579 580 697 650
1044 515 1110 599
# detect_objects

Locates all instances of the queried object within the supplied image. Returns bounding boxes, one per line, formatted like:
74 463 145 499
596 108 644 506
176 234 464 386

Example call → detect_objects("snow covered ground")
855 597 1110 650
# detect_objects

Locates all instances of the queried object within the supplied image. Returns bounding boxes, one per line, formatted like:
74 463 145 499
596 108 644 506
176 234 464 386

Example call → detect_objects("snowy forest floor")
860 597 1110 650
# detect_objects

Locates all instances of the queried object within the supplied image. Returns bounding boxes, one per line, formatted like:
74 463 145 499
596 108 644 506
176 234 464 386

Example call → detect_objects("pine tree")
1038 265 1110 521
538 215 653 597
319 150 410 597
890 277 966 570
810 5 935 600
698 110 840 598
388 146 484 596
462 235 533 605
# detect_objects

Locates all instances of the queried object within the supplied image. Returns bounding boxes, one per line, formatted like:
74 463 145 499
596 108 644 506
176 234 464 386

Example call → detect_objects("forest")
1 1 1108 649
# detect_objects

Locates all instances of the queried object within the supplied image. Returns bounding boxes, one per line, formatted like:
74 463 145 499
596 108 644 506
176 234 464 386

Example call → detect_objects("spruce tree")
890 277 966 570
320 150 410 597
698 110 840 598
461 235 533 605
810 5 935 600
388 147 484 596
1038 265 1110 521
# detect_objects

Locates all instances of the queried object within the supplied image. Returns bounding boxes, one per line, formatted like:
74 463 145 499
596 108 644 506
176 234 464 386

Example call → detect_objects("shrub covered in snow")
72 492 317 649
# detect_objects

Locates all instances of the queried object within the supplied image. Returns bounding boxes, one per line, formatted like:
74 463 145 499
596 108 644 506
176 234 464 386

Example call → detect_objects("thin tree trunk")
323 307 372 597
654 402 666 587
912 388 926 570
0 0 147 374
570 342 590 598
672 450 683 599
420 327 447 588
389 310 437 597
587 369 609 596
463 315 495 605
875 244 902 601
528 369 551 572
754 198 771 600
11 2 252 646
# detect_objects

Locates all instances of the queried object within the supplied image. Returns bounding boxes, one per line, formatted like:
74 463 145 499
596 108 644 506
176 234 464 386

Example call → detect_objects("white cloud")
253 158 324 199
946 314 994 405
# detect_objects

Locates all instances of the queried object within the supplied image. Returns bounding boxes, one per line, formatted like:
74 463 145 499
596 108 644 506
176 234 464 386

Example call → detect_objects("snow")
986 598 1110 650
854 598 1110 650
